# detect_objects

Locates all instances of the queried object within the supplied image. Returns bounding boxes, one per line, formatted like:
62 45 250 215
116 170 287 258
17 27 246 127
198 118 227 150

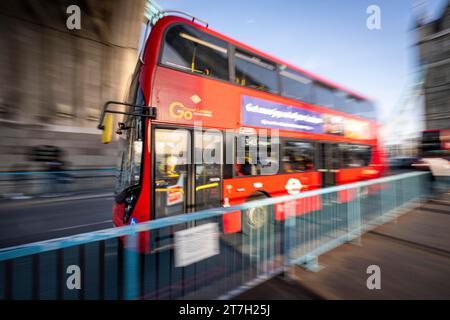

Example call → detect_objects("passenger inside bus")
236 161 253 176
157 155 180 178
282 150 314 172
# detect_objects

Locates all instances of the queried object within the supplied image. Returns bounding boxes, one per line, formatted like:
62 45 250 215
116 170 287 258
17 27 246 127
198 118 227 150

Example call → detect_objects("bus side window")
160 24 229 81
282 140 315 173
339 144 372 168
334 90 351 113
258 135 279 175
314 83 335 109
352 99 376 120
235 135 256 176
234 50 278 94
279 66 313 103
234 134 279 176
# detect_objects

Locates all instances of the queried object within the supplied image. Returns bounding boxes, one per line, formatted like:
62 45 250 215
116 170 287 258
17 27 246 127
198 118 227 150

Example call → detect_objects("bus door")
154 128 191 219
193 130 223 212
152 127 190 255
153 127 223 219
318 143 340 188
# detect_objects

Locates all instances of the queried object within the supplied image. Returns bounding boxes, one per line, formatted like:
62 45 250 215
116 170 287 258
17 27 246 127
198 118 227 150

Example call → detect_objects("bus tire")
242 193 269 236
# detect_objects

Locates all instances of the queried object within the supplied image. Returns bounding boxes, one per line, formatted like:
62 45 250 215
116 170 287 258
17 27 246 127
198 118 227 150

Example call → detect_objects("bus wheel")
242 194 269 236
240 194 270 257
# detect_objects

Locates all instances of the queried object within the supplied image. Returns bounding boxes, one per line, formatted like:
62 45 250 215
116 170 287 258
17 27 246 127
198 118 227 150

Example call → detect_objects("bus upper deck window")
280 67 313 103
353 100 376 120
334 90 349 113
314 83 335 109
366 102 376 120
161 24 229 81
234 50 279 94
346 96 358 115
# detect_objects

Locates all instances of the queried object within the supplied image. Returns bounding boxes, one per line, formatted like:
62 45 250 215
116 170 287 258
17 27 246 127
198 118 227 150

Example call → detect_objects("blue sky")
156 0 447 122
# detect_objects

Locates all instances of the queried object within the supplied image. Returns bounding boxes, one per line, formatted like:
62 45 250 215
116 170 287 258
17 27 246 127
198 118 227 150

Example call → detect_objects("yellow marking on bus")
155 188 184 193
195 182 219 191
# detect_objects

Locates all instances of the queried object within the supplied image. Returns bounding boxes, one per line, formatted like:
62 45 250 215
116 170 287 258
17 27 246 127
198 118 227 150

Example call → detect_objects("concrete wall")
0 0 146 171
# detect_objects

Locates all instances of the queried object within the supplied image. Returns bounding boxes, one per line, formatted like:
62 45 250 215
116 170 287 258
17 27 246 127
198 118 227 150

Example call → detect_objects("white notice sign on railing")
174 223 220 267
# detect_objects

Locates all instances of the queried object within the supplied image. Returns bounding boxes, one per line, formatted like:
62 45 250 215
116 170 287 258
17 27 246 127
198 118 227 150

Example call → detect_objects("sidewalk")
237 191 450 300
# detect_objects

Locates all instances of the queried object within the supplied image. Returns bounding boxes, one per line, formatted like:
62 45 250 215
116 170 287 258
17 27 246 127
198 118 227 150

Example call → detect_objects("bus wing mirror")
101 114 114 144
97 101 157 142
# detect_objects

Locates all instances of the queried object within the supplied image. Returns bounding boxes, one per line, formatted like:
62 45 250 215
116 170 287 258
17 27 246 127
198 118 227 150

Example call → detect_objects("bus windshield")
115 86 145 195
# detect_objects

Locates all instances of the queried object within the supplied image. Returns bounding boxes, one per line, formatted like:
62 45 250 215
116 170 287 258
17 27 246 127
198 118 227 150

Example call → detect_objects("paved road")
0 195 114 248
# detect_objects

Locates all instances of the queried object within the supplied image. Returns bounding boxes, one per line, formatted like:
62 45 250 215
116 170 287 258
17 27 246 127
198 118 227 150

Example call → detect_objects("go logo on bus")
169 101 194 120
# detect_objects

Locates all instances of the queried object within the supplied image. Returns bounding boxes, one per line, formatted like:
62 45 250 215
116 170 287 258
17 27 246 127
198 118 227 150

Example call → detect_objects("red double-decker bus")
99 13 386 233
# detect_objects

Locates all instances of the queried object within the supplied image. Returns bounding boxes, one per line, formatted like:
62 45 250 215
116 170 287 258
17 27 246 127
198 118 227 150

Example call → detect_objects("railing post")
380 182 390 223
283 200 297 278
123 232 139 300
347 187 362 245
283 201 293 269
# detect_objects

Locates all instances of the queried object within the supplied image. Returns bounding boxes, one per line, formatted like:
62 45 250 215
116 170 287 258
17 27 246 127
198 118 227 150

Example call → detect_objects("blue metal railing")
0 171 430 300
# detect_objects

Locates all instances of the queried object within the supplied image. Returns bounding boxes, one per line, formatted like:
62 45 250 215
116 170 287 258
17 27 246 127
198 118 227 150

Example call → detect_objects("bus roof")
155 15 371 101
